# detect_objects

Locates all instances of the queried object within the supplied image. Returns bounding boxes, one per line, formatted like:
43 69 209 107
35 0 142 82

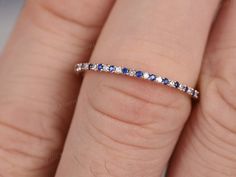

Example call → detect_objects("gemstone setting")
97 64 103 71
88 64 94 70
135 71 143 78
74 64 82 72
115 66 122 73
184 86 188 92
148 74 156 81
143 72 150 79
109 65 116 72
129 70 136 77
174 81 180 88
74 62 199 99
162 78 170 85
156 76 162 83
122 67 129 74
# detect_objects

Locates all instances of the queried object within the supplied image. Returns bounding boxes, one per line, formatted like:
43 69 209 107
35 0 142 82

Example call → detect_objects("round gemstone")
149 74 156 81
122 67 129 74
97 64 103 71
156 76 162 83
169 81 175 87
103 65 109 71
194 90 199 98
143 72 149 79
162 78 170 85
115 67 122 73
135 71 143 78
74 64 82 72
109 65 116 72
129 70 136 76
174 81 180 88
187 88 192 94
82 63 89 69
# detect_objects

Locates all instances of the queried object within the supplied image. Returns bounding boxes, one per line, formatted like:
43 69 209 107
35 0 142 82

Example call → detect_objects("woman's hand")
0 0 235 177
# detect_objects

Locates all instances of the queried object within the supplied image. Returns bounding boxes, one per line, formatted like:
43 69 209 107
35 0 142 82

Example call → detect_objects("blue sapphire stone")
109 65 116 72
97 64 103 71
122 67 129 74
149 74 156 81
174 81 180 88
162 78 170 85
135 71 143 78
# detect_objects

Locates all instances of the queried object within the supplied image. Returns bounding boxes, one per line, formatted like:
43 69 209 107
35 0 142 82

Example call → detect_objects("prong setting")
74 63 199 99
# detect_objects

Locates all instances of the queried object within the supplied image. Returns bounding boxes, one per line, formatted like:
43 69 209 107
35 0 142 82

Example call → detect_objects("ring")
74 63 199 99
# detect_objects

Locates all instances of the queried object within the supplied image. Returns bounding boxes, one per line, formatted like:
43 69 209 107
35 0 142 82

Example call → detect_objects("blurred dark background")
0 0 24 51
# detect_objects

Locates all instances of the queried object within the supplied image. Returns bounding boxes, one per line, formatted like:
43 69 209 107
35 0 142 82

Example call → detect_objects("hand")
0 0 235 177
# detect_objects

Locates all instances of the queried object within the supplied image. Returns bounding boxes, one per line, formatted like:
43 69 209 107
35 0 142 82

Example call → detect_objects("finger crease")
0 120 52 142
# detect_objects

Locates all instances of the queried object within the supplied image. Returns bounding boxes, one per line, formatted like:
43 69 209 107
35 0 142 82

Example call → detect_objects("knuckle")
30 0 105 28
187 113 236 175
22 0 99 60
202 41 236 136
202 77 236 135
86 74 191 133
216 80 236 114
0 101 62 173
79 75 191 176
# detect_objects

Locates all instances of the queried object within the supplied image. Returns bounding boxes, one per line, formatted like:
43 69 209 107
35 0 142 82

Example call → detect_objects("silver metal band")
74 63 199 99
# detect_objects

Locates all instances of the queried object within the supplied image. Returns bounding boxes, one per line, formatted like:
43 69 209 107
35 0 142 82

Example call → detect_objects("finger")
56 0 221 176
167 1 236 177
0 0 114 176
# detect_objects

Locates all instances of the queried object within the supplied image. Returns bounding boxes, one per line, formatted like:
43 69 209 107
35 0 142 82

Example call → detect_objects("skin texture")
0 0 235 177
168 1 236 176
0 0 115 176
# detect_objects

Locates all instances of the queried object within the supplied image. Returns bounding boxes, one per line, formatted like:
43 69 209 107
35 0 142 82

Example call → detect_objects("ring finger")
56 0 220 176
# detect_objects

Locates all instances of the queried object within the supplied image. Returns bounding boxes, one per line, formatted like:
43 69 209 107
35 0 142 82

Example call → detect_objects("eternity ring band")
74 63 199 99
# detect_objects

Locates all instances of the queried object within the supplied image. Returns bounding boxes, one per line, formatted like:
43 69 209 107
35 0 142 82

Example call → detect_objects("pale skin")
0 0 236 176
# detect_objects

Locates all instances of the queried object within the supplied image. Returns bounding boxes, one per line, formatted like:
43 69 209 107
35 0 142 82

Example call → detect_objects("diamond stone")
129 70 136 76
115 66 122 73
143 72 149 79
156 76 162 83
103 65 109 72
187 88 194 95
82 63 89 70
179 84 185 91
169 80 175 87
74 64 82 72
194 90 199 98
